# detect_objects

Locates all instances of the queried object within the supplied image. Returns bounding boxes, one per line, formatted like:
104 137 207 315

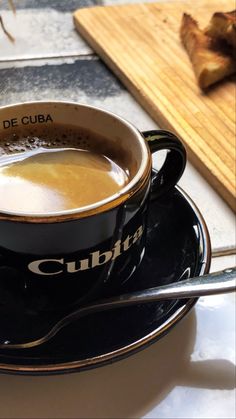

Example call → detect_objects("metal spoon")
0 267 235 350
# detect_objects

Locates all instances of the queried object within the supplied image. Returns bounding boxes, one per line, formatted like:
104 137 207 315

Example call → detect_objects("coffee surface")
0 122 132 214
0 148 128 213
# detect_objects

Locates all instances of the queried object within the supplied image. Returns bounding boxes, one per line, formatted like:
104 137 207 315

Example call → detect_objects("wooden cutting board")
74 0 236 212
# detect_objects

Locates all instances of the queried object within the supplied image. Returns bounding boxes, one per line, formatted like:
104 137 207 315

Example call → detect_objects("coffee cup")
0 101 186 313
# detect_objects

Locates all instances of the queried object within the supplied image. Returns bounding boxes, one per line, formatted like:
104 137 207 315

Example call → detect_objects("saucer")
0 187 211 375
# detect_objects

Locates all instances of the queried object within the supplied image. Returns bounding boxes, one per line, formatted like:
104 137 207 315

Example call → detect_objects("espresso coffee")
0 124 130 214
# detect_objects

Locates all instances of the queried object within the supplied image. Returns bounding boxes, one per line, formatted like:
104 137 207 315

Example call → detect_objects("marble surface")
0 1 235 418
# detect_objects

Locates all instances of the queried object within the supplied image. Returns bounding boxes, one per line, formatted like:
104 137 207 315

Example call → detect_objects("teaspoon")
0 267 235 350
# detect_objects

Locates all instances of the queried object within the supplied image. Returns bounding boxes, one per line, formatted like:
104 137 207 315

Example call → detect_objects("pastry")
205 10 236 48
180 13 235 89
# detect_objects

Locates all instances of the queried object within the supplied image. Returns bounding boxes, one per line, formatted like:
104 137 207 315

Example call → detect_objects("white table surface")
0 1 235 418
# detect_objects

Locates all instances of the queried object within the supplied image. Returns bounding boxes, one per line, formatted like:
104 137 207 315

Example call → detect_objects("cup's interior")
0 102 150 217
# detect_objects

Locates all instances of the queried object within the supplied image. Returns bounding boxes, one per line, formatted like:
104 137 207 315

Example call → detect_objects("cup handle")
142 130 186 199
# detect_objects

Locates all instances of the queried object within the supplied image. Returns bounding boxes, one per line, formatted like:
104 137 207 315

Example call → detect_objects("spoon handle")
58 267 236 324
89 267 236 312
30 267 236 347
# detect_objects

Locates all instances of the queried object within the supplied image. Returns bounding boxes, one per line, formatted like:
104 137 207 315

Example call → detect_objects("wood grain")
74 0 236 211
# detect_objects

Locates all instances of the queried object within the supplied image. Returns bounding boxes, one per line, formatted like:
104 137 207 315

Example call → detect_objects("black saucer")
0 187 211 375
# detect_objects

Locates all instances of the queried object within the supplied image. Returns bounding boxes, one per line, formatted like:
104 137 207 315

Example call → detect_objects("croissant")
205 10 236 49
180 13 235 89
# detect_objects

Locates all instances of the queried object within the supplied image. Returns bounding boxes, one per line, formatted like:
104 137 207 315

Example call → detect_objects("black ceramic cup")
0 102 186 313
